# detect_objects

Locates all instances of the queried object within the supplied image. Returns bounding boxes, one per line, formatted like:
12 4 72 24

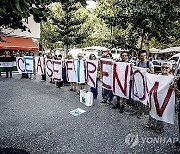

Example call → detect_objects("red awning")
0 36 38 51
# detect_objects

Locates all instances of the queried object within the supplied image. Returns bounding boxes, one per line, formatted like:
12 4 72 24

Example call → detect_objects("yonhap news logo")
125 133 178 148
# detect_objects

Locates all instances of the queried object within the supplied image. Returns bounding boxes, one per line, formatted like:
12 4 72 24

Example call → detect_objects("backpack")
138 60 150 68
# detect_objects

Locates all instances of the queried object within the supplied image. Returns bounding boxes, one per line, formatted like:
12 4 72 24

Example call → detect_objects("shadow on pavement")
0 148 30 154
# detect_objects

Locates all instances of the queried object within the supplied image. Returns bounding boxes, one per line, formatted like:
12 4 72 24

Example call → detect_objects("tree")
97 0 180 50
114 0 180 50
48 1 89 56
0 0 86 33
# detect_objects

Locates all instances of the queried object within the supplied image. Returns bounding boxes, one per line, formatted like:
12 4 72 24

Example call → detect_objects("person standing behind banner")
112 51 129 113
39 53 46 82
29 51 34 80
89 54 98 99
67 54 77 92
170 77 180 146
20 52 28 79
145 62 173 133
56 54 64 88
47 53 55 84
100 53 114 105
75 53 85 95
4 51 13 78
130 50 154 119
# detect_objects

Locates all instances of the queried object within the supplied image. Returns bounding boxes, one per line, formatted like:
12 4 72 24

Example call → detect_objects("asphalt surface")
0 74 180 154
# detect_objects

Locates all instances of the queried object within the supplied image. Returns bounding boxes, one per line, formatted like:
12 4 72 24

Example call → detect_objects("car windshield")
169 57 179 62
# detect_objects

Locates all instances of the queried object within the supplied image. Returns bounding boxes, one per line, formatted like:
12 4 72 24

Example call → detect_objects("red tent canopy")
0 36 38 51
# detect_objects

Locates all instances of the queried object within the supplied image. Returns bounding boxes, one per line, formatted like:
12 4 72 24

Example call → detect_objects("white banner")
16 56 33 73
101 58 113 90
131 66 148 105
53 60 62 81
86 60 98 88
65 60 77 82
35 57 44 75
24 56 33 73
16 57 25 73
147 73 175 124
45 59 53 78
112 62 131 99
74 59 85 84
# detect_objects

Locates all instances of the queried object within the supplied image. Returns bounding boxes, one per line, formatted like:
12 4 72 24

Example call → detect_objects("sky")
86 0 96 9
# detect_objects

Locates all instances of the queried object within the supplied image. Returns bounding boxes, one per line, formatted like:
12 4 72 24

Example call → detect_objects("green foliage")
47 1 88 50
97 0 180 49
0 0 86 33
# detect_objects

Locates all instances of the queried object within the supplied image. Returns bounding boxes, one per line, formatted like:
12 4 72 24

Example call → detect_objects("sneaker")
137 113 144 119
119 105 125 113
49 81 52 83
129 110 137 116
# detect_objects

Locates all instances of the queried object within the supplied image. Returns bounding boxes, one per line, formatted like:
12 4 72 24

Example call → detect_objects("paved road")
0 75 180 154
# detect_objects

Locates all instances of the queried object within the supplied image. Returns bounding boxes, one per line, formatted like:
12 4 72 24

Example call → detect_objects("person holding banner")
75 53 85 95
20 52 29 79
100 53 114 105
47 53 55 84
89 54 98 99
170 77 180 146
56 54 64 88
66 54 77 92
29 51 35 80
112 51 129 113
146 62 172 133
132 50 154 119
4 51 13 78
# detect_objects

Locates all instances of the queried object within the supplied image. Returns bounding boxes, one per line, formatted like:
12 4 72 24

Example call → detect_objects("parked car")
168 53 180 74
152 60 164 73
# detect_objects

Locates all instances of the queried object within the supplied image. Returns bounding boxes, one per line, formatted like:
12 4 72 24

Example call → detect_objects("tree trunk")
140 30 145 50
